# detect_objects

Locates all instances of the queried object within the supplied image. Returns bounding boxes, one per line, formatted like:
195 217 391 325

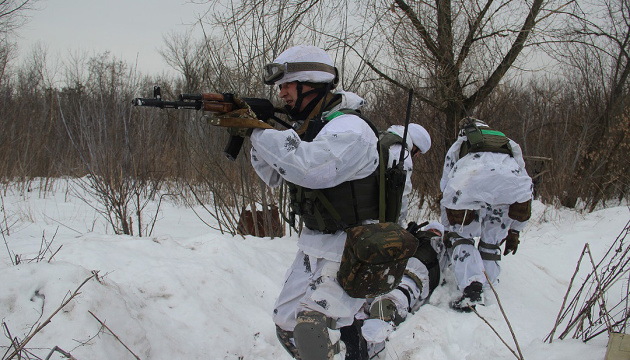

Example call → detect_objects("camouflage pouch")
338 222 419 298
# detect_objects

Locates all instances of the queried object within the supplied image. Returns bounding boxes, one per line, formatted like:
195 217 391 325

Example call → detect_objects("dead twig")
88 311 141 360
469 306 521 359
45 346 78 360
2 321 20 359
48 245 63 263
484 272 525 359
584 243 614 333
5 272 98 360
545 244 589 343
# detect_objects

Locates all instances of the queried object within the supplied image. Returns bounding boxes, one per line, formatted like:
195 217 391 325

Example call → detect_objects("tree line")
0 0 627 236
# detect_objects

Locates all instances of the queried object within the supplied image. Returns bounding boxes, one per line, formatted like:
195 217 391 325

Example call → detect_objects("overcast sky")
16 0 208 77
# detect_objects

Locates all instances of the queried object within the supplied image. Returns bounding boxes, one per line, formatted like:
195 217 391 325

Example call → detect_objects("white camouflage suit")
439 130 533 289
250 90 378 333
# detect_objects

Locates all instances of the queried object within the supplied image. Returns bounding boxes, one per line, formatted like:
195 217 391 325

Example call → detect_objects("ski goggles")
263 62 337 85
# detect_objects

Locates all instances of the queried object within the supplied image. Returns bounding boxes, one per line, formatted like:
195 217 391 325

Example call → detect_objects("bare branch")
5 272 98 359
89 311 142 360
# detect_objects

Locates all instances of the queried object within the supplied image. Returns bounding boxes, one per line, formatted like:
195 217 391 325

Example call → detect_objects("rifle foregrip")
224 135 245 161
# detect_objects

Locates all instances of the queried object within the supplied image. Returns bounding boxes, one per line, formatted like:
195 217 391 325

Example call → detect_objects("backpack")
459 120 513 158
325 110 407 223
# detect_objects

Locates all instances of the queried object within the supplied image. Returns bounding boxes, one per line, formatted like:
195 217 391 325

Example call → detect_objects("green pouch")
338 222 419 298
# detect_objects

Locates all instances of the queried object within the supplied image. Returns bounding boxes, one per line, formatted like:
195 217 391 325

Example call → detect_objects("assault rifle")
132 86 292 161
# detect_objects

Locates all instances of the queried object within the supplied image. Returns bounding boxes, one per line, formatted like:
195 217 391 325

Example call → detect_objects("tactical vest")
287 109 404 233
459 122 513 159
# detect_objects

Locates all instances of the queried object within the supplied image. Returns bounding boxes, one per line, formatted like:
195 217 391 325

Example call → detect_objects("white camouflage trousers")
273 250 366 332
441 204 523 289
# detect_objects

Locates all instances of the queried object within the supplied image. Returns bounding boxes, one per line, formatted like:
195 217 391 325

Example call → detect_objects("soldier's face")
278 82 317 111
411 146 420 158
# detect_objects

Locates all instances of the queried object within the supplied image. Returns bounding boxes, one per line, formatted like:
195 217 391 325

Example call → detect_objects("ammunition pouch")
445 208 476 226
509 200 532 222
338 222 418 298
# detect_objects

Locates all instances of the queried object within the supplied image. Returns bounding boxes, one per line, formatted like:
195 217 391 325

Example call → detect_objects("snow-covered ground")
1 180 628 360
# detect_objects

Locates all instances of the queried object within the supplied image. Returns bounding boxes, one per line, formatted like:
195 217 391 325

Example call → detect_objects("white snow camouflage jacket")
440 135 533 211
250 90 379 261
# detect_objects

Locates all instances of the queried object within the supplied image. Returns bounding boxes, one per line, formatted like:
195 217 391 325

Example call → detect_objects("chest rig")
287 109 383 233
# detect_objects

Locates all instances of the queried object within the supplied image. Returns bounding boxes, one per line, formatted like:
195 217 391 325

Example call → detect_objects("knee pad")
294 311 338 360
369 297 406 325
276 325 301 359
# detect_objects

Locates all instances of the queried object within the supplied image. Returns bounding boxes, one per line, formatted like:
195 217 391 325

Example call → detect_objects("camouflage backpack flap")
349 222 418 263
459 121 513 158
338 222 419 298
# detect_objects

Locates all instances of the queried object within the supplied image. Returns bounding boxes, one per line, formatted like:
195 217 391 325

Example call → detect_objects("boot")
450 281 484 312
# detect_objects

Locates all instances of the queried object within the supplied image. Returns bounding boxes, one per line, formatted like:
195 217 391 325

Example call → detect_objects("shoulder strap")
379 132 404 157
326 109 391 222
325 108 379 137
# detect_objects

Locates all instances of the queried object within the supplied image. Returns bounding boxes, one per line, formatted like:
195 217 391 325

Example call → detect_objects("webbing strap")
478 240 502 261
378 149 386 222
403 269 424 296
478 240 500 250
397 286 413 312
452 238 475 248
313 190 342 221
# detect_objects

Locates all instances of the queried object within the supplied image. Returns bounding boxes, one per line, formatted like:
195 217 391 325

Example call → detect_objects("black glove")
501 229 520 255
406 221 421 235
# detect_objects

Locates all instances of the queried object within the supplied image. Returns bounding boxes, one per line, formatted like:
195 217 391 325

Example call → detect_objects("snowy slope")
0 182 628 360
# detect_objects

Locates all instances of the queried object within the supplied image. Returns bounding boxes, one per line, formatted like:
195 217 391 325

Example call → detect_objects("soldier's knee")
294 311 339 360
276 325 302 359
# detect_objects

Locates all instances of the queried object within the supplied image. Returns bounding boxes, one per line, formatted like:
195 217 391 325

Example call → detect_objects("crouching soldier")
439 117 533 312
358 221 444 358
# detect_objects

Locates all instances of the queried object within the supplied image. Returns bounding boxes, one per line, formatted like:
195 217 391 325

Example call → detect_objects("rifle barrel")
132 97 202 110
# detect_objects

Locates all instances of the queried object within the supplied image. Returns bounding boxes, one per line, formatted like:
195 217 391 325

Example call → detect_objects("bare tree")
0 0 39 83
0 0 37 34
60 53 168 236
546 0 630 208
160 30 205 92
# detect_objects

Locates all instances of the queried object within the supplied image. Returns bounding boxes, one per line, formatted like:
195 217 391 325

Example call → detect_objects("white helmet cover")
423 220 444 236
269 45 337 85
388 124 432 154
